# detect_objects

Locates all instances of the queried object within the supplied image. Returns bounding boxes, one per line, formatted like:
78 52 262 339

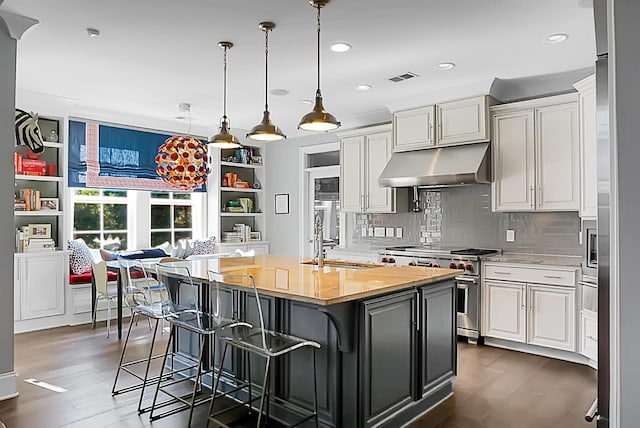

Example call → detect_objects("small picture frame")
28 223 51 239
275 193 289 215
40 197 59 211
249 231 261 241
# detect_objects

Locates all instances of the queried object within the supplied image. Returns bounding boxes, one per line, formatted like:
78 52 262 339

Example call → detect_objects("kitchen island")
167 255 459 427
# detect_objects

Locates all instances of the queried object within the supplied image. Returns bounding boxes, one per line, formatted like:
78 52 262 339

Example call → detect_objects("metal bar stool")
149 262 251 427
207 271 321 428
111 258 175 413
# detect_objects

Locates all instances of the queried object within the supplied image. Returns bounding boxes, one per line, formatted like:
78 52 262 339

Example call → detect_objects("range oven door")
456 275 480 339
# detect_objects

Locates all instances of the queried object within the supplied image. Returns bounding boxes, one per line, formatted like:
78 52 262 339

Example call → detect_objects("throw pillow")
192 236 216 256
68 238 93 275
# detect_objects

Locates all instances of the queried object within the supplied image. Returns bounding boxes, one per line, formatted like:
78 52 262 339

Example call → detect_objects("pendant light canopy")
298 0 341 131
247 22 286 141
209 41 242 149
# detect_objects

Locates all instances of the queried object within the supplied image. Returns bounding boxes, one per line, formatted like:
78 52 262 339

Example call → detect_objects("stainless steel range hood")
378 142 491 188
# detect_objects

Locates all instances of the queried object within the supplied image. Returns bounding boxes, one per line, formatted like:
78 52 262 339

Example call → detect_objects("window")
150 192 193 246
72 189 128 249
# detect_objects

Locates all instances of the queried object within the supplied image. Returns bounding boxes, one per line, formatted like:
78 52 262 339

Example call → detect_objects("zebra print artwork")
15 109 44 153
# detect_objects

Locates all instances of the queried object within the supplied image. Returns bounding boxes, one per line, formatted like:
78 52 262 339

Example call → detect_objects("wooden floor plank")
0 324 596 427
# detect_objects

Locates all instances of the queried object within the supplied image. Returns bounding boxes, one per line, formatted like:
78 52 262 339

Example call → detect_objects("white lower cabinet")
15 252 67 321
580 312 598 362
526 284 575 351
483 263 577 353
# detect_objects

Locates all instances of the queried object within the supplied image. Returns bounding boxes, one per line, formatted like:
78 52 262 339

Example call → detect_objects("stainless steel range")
378 246 500 343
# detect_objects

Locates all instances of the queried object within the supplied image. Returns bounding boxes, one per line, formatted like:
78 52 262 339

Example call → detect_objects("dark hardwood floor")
0 323 596 427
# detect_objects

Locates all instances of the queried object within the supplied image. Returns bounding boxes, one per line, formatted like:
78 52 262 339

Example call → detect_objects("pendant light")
209 41 242 149
298 0 341 131
247 22 286 141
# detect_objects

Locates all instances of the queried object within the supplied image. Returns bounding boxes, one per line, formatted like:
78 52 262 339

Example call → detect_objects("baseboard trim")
484 337 592 366
0 371 19 401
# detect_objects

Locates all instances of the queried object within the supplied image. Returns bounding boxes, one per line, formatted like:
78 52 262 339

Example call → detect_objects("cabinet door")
437 96 489 145
14 257 21 321
527 284 575 351
580 312 598 361
393 106 435 152
578 85 598 218
340 136 365 212
483 280 526 343
492 110 536 211
365 131 395 213
361 290 416 426
421 281 456 394
21 255 65 320
535 102 580 211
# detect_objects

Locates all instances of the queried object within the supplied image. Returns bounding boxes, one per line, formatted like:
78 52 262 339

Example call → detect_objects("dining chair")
207 271 321 428
91 259 146 339
149 262 251 427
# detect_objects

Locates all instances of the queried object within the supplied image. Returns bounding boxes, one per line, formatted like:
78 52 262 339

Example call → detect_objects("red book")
14 153 22 174
22 159 46 168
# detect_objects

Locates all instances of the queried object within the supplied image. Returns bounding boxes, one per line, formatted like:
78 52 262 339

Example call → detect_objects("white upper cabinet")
393 95 493 152
573 75 597 219
393 106 436 152
339 124 400 213
491 93 580 212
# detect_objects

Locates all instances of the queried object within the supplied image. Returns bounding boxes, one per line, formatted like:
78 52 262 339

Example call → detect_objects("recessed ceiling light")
545 33 569 44
270 89 289 96
299 99 313 105
355 84 372 91
434 62 456 71
330 43 351 53
86 28 100 38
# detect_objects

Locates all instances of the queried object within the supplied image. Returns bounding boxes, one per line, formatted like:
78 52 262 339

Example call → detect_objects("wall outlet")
368 227 374 237
396 227 403 238
374 227 385 237
361 227 368 237
385 227 395 237
506 229 515 243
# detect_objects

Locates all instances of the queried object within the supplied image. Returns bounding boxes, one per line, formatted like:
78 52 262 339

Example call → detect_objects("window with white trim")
72 189 129 249
150 192 194 246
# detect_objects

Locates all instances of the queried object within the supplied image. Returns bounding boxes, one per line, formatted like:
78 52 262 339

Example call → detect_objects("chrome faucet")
313 214 324 268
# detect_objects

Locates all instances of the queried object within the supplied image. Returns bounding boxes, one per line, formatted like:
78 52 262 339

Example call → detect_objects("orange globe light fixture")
155 135 209 191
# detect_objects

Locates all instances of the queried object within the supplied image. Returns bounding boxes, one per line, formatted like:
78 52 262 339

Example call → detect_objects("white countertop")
484 252 582 267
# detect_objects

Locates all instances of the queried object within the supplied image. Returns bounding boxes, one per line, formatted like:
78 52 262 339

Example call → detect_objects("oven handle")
455 276 478 284
579 281 598 287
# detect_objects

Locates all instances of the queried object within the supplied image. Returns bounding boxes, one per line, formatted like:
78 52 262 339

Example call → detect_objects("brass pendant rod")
264 26 270 111
222 44 228 121
316 3 321 93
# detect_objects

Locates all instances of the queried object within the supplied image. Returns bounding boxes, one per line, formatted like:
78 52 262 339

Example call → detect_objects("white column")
0 9 37 401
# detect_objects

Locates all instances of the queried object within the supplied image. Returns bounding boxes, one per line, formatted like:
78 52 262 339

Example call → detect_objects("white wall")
265 132 337 256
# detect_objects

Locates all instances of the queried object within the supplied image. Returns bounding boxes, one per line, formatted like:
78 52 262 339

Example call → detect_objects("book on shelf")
25 238 56 252
14 153 22 174
17 189 41 211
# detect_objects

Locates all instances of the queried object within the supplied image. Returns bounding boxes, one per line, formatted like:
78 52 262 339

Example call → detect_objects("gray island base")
165 258 457 427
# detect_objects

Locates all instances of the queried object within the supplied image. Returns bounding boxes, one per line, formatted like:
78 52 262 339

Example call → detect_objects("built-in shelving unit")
208 143 269 253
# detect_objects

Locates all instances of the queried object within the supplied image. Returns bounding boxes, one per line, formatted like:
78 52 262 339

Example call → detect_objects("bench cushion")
69 270 118 285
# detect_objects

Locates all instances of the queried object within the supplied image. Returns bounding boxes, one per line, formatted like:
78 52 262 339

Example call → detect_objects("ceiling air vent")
388 72 419 83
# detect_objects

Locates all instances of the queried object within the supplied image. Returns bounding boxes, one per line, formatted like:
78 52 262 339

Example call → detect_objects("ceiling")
1 0 596 140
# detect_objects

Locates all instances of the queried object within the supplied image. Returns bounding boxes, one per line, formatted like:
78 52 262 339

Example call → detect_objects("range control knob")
381 257 389 263
465 264 474 272
449 262 457 269
457 263 465 270
431 263 440 268
389 258 396 264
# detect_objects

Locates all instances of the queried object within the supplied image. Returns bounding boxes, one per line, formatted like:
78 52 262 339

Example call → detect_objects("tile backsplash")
348 185 582 255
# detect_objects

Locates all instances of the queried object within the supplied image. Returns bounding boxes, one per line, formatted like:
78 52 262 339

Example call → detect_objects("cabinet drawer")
485 264 576 286
581 313 598 361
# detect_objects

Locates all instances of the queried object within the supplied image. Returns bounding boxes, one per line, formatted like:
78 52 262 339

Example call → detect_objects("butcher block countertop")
159 255 460 306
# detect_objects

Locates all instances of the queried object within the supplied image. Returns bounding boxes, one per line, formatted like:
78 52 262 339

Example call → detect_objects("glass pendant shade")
247 22 286 141
298 0 340 132
210 41 242 149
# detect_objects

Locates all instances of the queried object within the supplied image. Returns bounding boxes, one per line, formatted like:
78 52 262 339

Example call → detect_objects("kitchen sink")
300 259 381 269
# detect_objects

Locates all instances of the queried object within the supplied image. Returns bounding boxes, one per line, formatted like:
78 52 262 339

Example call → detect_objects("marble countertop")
157 255 460 306
484 252 582 267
